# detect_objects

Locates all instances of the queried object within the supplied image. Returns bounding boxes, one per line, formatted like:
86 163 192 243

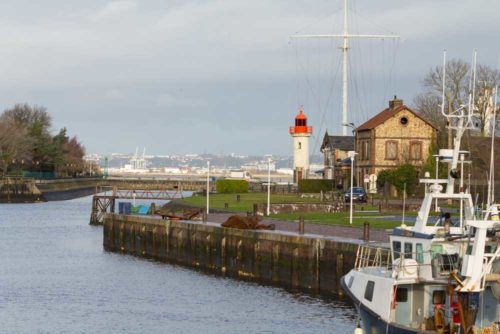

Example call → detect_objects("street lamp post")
435 155 439 212
343 122 357 185
206 161 210 215
267 157 271 216
348 151 357 225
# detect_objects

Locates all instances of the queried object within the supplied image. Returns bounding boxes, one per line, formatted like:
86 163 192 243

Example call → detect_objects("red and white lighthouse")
289 107 312 183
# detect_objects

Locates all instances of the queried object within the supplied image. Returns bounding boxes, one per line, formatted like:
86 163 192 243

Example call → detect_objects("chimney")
389 95 403 109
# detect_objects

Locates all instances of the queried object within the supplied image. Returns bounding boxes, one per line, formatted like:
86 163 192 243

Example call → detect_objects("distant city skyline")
0 0 498 155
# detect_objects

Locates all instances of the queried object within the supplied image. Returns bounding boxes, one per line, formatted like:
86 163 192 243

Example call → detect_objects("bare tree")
413 58 500 140
0 103 52 132
413 93 447 147
474 64 500 135
0 120 33 176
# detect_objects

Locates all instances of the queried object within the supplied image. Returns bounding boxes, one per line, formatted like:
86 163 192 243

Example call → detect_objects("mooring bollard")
363 222 370 241
299 216 305 235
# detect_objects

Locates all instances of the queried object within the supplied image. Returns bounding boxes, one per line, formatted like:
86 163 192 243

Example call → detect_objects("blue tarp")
137 205 150 215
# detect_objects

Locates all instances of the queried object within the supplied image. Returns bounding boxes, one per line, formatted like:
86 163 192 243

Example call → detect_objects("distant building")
229 170 252 181
355 96 438 183
289 107 312 183
320 132 354 185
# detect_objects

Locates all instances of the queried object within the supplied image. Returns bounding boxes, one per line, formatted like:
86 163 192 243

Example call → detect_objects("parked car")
344 187 367 203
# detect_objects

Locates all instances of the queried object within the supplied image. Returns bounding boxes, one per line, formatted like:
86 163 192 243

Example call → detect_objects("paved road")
208 212 391 243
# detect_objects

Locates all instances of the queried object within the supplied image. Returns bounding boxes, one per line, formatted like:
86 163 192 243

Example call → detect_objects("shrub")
298 179 334 193
378 164 419 196
391 164 419 195
376 169 393 189
216 179 249 193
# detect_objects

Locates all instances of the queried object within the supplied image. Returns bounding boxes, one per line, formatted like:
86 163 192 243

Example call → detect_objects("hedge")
216 179 249 193
298 179 335 193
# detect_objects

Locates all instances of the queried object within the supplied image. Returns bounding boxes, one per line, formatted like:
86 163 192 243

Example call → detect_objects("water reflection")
0 196 357 333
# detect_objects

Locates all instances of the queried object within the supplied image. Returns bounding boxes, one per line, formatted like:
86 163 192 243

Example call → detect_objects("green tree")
421 136 447 179
377 164 419 197
391 164 419 196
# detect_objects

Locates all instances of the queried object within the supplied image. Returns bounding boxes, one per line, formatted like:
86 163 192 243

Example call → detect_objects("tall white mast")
341 0 349 135
291 0 399 136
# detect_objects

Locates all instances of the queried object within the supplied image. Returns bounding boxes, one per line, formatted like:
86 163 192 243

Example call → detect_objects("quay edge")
103 214 376 296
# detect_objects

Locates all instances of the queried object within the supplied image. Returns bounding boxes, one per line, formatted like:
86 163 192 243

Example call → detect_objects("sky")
0 0 498 156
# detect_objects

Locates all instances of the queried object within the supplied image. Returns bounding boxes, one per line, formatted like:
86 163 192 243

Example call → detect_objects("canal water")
0 196 357 333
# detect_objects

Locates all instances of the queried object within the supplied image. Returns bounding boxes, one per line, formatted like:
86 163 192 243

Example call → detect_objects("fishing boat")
341 52 500 333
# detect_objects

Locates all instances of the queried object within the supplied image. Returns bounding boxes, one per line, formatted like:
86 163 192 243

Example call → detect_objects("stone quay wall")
103 214 362 296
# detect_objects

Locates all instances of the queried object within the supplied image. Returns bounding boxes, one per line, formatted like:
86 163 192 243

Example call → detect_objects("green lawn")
181 192 323 212
179 192 416 229
270 212 410 229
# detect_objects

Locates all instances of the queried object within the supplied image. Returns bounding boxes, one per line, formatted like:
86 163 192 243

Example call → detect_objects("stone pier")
103 214 370 296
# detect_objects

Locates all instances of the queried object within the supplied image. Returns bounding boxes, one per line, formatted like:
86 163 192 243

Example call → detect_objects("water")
0 197 357 333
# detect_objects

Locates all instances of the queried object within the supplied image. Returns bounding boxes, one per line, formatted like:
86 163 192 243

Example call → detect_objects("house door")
297 170 303 182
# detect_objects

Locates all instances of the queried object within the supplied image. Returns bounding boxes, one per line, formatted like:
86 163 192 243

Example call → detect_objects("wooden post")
363 222 370 241
299 215 305 234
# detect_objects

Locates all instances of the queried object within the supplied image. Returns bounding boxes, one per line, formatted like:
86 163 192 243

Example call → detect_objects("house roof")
357 104 438 131
320 132 354 151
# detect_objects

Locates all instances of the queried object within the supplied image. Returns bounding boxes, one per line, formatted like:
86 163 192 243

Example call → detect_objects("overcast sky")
0 0 498 156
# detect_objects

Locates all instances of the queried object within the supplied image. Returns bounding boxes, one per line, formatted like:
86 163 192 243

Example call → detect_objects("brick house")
320 132 354 186
355 97 438 184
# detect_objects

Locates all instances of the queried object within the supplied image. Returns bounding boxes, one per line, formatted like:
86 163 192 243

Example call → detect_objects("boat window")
431 244 443 259
348 276 354 288
485 244 497 254
364 281 375 302
395 288 408 302
416 243 424 264
404 243 413 259
392 241 401 260
432 290 445 305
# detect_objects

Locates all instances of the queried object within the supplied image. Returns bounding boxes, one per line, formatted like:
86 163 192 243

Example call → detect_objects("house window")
362 140 370 161
410 141 422 160
385 141 398 160
364 281 375 301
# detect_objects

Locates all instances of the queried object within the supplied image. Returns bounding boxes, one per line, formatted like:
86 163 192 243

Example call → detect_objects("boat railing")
356 244 464 281
354 245 392 270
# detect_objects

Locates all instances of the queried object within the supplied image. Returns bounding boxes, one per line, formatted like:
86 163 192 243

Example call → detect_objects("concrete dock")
103 214 388 296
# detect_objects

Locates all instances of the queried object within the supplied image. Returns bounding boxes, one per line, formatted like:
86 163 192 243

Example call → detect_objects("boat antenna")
487 85 498 208
468 49 478 123
441 50 447 117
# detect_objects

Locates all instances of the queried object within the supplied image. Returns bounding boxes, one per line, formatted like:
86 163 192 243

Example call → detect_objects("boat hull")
340 276 422 334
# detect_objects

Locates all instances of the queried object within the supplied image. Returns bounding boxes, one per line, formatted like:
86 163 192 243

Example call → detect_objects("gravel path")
207 212 390 243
